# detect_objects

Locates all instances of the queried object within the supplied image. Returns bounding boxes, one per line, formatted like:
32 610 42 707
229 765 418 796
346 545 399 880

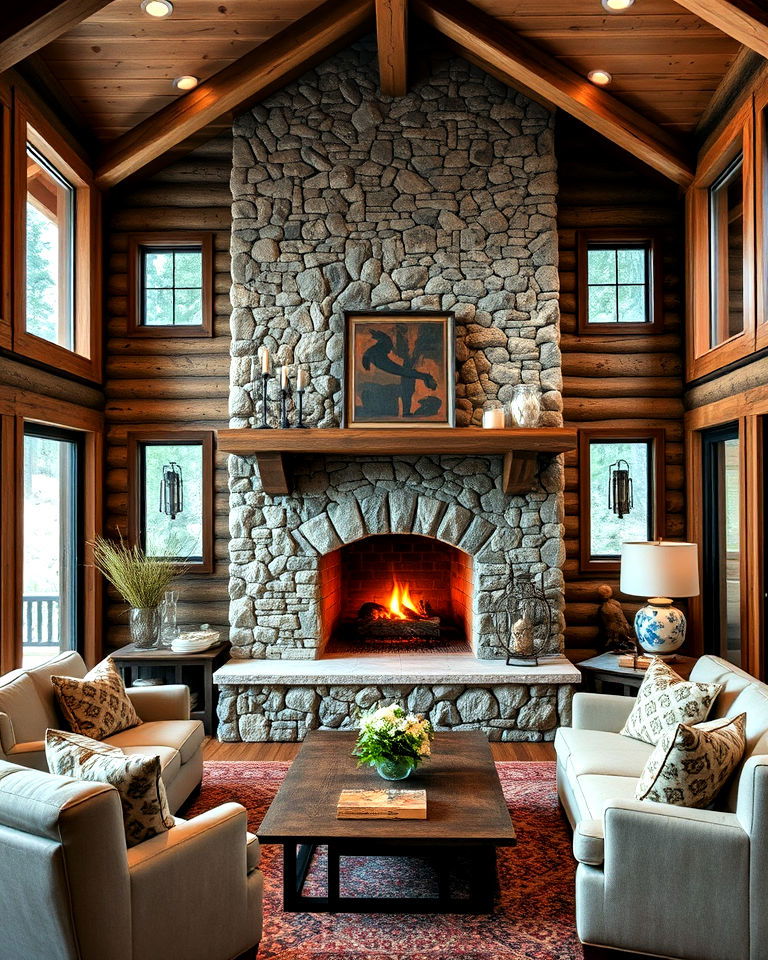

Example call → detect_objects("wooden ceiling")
34 0 740 142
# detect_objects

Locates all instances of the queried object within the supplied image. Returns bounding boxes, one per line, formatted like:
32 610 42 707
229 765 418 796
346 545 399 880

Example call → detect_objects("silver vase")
129 607 160 648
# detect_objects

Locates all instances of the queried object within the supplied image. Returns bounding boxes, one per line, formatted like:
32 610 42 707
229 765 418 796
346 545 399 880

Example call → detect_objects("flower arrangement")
354 704 434 781
92 535 182 609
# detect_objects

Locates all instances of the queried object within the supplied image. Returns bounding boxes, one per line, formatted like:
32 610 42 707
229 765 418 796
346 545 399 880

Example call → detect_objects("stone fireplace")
215 40 580 742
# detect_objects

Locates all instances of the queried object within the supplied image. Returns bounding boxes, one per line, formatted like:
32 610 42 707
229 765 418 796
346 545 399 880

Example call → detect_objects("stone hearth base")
214 655 580 743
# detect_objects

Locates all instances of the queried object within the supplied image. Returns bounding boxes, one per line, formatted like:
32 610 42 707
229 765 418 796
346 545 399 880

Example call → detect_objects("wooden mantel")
216 426 577 496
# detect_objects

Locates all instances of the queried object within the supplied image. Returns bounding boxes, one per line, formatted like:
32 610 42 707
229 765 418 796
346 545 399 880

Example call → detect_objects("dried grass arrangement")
92 535 184 609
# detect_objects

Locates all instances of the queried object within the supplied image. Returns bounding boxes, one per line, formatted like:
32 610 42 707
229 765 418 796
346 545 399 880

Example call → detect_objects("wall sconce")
160 462 184 519
609 459 633 519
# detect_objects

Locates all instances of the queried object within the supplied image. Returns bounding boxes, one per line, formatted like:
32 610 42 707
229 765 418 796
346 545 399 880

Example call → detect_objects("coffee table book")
337 788 427 819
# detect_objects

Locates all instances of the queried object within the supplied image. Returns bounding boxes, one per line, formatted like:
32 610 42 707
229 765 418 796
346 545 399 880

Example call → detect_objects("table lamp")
619 541 700 656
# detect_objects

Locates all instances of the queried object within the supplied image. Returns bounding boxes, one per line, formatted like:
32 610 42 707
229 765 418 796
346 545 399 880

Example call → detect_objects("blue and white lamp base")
634 597 687 656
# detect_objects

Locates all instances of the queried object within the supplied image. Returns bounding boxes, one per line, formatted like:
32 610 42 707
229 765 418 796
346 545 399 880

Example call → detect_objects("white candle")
249 357 257 385
297 368 308 391
281 366 289 390
260 346 270 375
482 408 505 429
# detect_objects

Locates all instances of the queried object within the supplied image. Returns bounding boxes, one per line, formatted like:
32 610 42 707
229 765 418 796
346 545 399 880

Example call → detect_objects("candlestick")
296 385 308 428
280 365 289 390
255 372 272 429
280 385 290 429
260 346 270 376
296 367 308 391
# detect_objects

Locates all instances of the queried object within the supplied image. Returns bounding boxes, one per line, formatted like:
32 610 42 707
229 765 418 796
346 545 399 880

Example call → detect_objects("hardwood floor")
203 738 556 762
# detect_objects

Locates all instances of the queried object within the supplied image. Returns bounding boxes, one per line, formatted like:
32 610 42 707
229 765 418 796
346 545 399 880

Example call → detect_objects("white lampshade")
620 541 700 599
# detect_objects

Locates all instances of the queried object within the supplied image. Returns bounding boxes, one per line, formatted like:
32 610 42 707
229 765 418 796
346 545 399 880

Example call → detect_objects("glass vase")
129 607 160 649
510 383 541 427
157 590 180 649
375 758 414 781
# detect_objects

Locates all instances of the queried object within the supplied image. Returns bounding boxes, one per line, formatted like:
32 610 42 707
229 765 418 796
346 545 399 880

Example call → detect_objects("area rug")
186 761 582 960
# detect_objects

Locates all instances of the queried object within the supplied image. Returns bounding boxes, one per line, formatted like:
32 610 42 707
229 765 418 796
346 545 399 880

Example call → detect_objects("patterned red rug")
186 761 582 960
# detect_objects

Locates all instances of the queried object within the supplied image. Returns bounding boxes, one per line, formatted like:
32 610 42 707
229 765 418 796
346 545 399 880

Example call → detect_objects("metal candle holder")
255 372 272 429
280 386 290 429
296 388 308 428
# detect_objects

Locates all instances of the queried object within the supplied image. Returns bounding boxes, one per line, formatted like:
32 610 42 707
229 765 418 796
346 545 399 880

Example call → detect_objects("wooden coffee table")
257 729 516 913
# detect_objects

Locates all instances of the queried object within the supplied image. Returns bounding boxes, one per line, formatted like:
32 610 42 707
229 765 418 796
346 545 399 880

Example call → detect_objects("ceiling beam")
95 0 374 190
671 0 768 60
696 46 765 142
0 1 113 74
376 0 408 97
413 0 694 188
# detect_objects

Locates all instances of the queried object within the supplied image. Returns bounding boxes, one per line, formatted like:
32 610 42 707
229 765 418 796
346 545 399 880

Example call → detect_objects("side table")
111 641 231 735
578 652 697 696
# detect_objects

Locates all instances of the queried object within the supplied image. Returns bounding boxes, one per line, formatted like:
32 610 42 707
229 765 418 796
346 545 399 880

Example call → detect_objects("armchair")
0 759 262 960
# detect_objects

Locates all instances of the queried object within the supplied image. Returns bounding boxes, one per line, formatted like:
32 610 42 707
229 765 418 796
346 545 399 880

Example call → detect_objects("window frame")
0 83 11 352
578 427 666 575
127 232 213 338
755 80 768 353
686 97 756 381
11 94 102 382
127 428 215 574
576 228 664 336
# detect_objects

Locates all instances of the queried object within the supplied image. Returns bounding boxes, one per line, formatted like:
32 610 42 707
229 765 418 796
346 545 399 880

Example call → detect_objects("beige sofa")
0 759 262 960
556 655 768 960
0 651 204 812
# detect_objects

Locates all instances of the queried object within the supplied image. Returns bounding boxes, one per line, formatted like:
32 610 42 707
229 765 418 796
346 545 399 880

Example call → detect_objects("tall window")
128 431 213 572
128 233 213 336
579 429 665 573
577 230 662 335
25 145 75 350
702 425 742 667
709 153 745 348
22 426 82 668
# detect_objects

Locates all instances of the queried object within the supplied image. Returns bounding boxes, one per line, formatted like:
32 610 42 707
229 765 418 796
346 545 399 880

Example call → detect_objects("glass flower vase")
129 607 160 649
375 758 414 781
157 590 180 649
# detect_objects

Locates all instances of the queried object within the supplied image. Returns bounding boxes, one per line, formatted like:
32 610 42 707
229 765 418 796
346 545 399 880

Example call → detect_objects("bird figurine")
597 584 636 654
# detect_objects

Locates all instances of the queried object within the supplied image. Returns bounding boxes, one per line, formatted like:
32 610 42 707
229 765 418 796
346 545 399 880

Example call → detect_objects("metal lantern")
492 570 553 666
608 458 633 519
159 462 184 520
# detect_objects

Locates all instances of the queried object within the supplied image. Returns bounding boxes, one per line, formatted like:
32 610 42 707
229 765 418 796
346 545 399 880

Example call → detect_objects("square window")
579 232 659 334
129 234 212 336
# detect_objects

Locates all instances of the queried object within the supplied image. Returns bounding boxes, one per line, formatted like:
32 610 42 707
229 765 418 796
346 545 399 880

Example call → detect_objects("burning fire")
386 580 421 620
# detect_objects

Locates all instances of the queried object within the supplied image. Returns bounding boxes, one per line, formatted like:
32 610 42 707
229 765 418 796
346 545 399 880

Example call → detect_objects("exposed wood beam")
413 0 694 188
96 0 374 190
696 46 765 142
0 1 113 74
672 0 768 60
376 0 408 97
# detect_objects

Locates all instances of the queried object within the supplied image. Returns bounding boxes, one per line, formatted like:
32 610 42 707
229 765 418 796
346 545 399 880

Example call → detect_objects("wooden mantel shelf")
217 427 577 496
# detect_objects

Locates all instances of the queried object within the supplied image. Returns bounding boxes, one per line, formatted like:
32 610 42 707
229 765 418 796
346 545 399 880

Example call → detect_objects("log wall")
556 114 687 661
104 136 232 650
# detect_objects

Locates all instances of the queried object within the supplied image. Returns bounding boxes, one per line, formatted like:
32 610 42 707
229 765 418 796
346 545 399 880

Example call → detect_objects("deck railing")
23 595 60 647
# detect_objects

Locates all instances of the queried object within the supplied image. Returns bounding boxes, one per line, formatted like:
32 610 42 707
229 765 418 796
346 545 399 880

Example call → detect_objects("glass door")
22 425 83 668
702 424 742 667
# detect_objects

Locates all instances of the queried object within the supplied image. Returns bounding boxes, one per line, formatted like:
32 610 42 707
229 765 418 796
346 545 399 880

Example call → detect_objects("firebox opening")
317 534 473 656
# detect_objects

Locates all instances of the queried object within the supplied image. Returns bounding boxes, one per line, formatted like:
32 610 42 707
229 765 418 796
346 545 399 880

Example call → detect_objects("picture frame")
343 312 456 428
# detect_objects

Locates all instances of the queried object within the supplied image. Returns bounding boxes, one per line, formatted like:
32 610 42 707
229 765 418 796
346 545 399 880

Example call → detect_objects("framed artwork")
343 312 455 427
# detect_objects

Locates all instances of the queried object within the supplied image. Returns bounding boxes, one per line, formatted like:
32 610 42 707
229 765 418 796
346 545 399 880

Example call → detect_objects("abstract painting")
343 313 455 427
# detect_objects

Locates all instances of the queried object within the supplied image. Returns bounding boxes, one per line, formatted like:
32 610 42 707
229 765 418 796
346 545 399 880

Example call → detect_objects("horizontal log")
106 354 231 379
563 397 684 420
106 399 227 422
560 334 682 354
563 624 600 641
110 207 231 231
149 158 232 183
564 376 681 398
106 378 228 401
117 183 232 208
108 231 231 255
561 353 683 378
108 337 231 356
0 357 105 409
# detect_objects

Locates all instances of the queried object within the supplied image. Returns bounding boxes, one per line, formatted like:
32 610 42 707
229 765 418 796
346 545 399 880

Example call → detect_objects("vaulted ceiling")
2 0 765 188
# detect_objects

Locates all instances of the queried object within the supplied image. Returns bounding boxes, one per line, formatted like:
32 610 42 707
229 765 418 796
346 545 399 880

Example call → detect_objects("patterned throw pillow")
45 728 174 847
620 657 722 745
51 657 141 739
635 713 746 808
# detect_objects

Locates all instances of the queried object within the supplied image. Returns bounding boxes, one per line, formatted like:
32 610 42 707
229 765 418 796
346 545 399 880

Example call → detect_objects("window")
709 154 745 348
577 229 663 335
579 428 665 573
22 425 82 668
25 145 75 349
687 98 755 380
128 430 214 572
12 99 101 381
755 88 768 352
702 425 742 667
128 233 213 337
0 86 11 351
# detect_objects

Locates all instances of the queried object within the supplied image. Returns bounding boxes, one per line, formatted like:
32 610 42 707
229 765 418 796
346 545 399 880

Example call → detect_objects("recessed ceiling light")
141 0 173 17
602 0 635 10
172 75 199 92
588 69 613 86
